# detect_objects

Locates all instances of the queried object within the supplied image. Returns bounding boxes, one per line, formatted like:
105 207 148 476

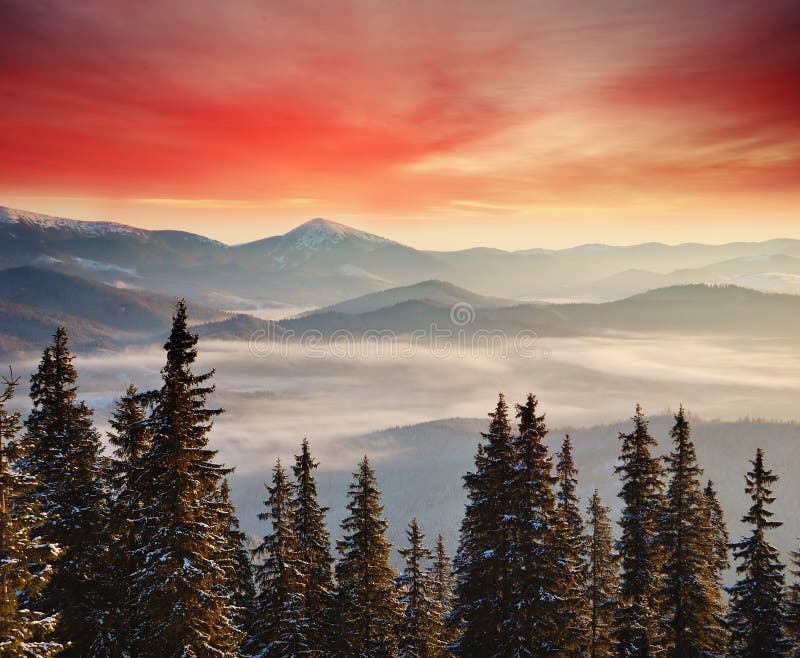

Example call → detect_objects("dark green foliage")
335 455 400 657
292 438 335 655
128 301 242 656
249 460 309 657
555 435 590 657
397 519 446 658
217 480 256 634
451 393 519 657
658 407 727 658
22 327 109 656
787 545 800 656
431 535 456 657
0 370 61 657
702 480 730 653
95 385 151 656
509 394 571 657
613 405 664 658
587 490 618 658
727 448 788 658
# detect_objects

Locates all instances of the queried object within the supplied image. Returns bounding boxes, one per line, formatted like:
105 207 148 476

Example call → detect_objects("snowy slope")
0 206 150 239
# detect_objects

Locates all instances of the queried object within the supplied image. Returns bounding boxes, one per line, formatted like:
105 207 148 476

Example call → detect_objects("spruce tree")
292 438 334 653
128 300 242 656
217 479 255 634
658 407 727 658
787 544 800 657
726 448 788 658
508 393 567 656
335 455 400 657
451 393 518 657
0 369 61 657
430 535 455 656
397 519 445 658
22 327 109 656
702 480 730 653
95 384 151 656
555 435 589 657
249 460 309 657
613 404 664 658
586 490 618 658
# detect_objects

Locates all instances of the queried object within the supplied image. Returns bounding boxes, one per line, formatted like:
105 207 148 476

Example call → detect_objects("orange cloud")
0 0 798 246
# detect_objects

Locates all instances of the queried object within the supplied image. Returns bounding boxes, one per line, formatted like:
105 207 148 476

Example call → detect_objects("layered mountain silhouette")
5 206 800 308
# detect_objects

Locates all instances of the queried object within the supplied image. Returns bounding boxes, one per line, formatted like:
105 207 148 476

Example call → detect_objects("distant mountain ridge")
4 205 800 307
283 282 800 339
0 266 221 353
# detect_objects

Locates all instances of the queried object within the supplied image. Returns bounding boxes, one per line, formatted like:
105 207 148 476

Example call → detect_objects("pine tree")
726 448 788 658
613 404 664 658
430 535 456 656
129 300 242 656
586 490 618 658
658 407 727 658
335 455 400 657
0 369 61 657
451 393 518 657
397 519 445 658
555 435 590 657
217 479 255 634
22 327 109 656
292 438 334 654
249 460 309 657
702 480 730 653
94 385 152 656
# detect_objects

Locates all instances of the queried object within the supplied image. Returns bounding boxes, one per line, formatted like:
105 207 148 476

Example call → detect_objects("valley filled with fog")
7 329 800 569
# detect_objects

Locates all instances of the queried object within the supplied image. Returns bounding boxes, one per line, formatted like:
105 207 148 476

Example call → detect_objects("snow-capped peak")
282 218 395 250
0 206 150 239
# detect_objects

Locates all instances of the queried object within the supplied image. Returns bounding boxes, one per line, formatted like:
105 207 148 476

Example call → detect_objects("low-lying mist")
6 331 800 565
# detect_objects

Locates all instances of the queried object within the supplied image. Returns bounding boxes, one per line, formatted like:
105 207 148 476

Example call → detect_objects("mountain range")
5 206 800 309
279 280 800 340
5 205 800 352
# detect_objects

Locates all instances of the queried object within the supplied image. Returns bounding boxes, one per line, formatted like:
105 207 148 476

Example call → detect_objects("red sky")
1 0 799 249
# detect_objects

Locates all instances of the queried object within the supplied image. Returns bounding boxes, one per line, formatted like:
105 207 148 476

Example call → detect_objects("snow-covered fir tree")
249 459 309 658
555 434 590 657
702 479 730 653
613 404 664 658
586 490 618 658
22 327 109 656
787 544 800 656
430 535 456 656
335 455 400 657
292 438 334 655
94 384 151 656
509 393 570 656
726 448 788 658
451 393 519 657
217 479 255 635
0 369 61 657
396 519 445 658
658 407 727 658
128 301 242 656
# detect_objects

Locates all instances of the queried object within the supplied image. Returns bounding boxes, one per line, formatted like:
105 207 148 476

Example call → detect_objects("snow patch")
0 206 149 239
282 218 395 251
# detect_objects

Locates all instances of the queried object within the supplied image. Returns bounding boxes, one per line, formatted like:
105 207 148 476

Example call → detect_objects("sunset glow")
1 0 799 248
